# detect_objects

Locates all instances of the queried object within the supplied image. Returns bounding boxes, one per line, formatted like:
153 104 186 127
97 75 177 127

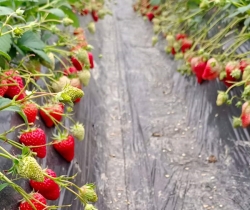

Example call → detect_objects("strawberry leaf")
61 6 79 27
0 183 8 192
45 8 65 18
17 31 46 50
0 6 14 16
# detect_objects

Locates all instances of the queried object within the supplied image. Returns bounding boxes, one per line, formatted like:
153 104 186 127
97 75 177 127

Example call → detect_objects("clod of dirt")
208 155 217 163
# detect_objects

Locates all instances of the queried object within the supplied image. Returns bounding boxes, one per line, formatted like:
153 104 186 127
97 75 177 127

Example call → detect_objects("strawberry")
40 103 64 127
78 70 91 86
70 122 85 141
88 52 94 69
180 38 192 53
70 78 82 103
240 59 250 72
74 48 90 67
0 79 8 96
146 12 154 21
4 70 26 100
63 67 77 76
91 10 99 22
171 47 176 55
17 156 44 182
53 131 75 162
202 58 222 80
73 28 84 35
223 61 240 87
176 33 187 40
85 204 98 210
88 22 96 34
19 192 47 210
81 9 89 16
79 183 98 203
241 101 250 128
190 56 207 84
152 5 159 10
22 102 38 124
71 56 83 70
62 84 84 102
19 127 46 158
30 169 60 200
51 75 70 92
25 59 41 80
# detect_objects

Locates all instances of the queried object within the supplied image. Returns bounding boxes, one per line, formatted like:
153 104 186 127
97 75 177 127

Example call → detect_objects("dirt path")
67 1 250 210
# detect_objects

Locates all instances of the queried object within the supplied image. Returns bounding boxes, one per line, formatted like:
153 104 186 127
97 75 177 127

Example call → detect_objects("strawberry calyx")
52 130 69 142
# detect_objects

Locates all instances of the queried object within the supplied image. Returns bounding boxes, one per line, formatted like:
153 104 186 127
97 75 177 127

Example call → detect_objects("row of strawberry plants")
134 0 250 128
0 0 110 209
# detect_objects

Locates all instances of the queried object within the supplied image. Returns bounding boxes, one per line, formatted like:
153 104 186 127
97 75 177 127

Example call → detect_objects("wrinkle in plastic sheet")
1 0 250 209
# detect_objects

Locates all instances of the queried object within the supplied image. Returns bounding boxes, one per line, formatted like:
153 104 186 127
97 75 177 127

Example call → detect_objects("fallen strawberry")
22 102 38 124
19 127 46 158
40 103 64 127
241 101 250 128
30 169 60 200
202 58 222 80
52 131 75 162
19 192 47 210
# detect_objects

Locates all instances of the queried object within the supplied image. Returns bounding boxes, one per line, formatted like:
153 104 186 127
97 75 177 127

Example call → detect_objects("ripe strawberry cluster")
134 1 250 130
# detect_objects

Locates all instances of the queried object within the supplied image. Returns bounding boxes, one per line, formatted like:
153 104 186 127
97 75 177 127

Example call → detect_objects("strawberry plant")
0 0 111 209
133 0 250 130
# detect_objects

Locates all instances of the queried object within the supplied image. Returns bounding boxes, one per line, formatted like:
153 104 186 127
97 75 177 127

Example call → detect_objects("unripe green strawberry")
62 17 73 26
47 52 55 70
88 22 96 34
74 48 90 67
70 122 85 141
51 76 71 92
153 25 160 34
97 9 106 19
152 18 160 25
216 91 228 106
79 183 98 203
62 85 84 102
17 156 44 182
152 36 158 46
85 204 97 210
78 70 91 86
233 116 242 128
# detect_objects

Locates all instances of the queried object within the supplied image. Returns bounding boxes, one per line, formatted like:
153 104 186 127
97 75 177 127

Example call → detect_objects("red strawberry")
81 9 89 16
0 79 8 96
152 5 159 10
4 70 26 100
88 52 94 69
40 103 64 127
146 13 154 21
63 67 77 76
19 127 46 158
92 10 99 22
19 192 47 210
53 131 75 162
180 38 192 53
241 101 250 128
202 58 222 80
223 61 240 87
30 169 60 200
22 102 38 124
71 57 83 71
240 59 250 72
190 56 207 84
176 33 187 40
171 47 176 55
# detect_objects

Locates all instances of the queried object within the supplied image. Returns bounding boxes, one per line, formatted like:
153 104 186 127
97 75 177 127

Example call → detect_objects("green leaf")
0 51 10 61
61 6 79 27
0 7 14 16
0 97 12 108
31 48 51 64
45 8 65 18
238 4 250 13
150 0 161 5
0 25 12 55
0 183 8 192
17 31 46 50
244 17 250 27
